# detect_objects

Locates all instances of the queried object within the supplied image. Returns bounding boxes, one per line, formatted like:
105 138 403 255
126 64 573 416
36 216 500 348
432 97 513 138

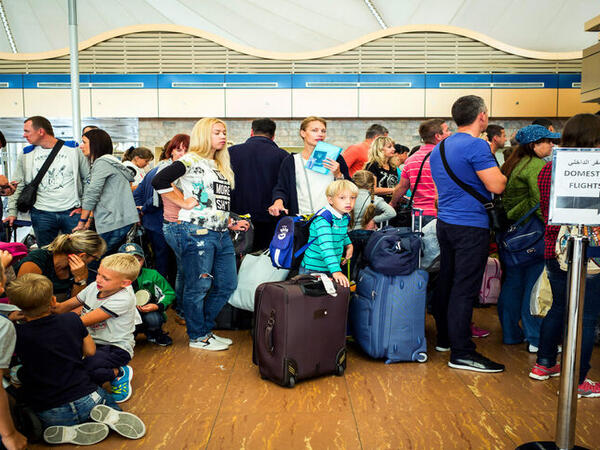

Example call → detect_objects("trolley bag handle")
264 311 276 354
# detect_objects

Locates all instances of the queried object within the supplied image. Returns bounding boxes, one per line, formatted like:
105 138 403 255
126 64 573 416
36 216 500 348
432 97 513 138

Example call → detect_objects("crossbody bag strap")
299 154 315 212
439 138 491 207
408 152 431 207
512 203 540 228
29 139 65 188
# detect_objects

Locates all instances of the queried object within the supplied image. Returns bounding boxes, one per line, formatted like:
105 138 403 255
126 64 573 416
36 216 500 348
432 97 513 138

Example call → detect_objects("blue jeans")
163 222 184 317
537 259 600 384
137 310 165 333
146 227 171 280
36 387 119 429
497 260 544 346
165 222 237 340
100 224 132 255
29 207 80 248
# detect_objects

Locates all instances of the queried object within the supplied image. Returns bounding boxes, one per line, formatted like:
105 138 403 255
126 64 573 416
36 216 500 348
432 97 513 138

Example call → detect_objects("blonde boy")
54 253 141 403
300 180 357 286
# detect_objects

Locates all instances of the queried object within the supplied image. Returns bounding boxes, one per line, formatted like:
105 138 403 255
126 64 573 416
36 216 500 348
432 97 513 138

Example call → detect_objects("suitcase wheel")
416 352 428 363
287 376 296 388
335 364 345 376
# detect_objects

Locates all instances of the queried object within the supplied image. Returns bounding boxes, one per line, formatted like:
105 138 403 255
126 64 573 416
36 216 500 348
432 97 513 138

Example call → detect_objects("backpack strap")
293 209 334 259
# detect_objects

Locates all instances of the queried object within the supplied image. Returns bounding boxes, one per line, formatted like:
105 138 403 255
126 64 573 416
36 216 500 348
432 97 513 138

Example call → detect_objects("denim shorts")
36 387 119 428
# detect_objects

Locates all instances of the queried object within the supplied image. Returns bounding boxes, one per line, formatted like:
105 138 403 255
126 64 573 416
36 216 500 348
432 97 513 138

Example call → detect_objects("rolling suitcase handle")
264 311 276 354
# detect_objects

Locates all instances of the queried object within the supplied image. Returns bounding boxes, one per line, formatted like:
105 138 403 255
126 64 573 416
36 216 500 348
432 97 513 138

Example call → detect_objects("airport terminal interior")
1 0 600 448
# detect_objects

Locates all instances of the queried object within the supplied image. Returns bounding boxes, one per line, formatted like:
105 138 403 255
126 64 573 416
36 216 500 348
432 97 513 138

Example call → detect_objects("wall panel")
91 89 158 117
292 89 358 118
491 89 557 117
557 89 599 116
225 89 291 117
359 89 425 117
0 89 24 117
425 89 492 117
158 89 225 118
24 89 91 118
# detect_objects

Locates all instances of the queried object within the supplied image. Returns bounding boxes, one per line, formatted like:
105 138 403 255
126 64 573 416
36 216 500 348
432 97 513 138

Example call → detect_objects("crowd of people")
0 98 599 447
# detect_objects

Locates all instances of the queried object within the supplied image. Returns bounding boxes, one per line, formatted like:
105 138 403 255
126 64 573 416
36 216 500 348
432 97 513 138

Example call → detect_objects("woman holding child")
152 118 249 351
16 230 106 301
269 116 350 217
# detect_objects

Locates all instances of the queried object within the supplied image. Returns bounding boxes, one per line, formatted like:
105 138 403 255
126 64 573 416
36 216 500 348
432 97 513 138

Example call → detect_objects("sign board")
549 147 600 226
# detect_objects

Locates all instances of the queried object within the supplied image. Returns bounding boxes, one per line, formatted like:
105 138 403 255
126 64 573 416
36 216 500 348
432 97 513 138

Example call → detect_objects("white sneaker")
189 336 229 351
209 332 233 346
528 344 539 353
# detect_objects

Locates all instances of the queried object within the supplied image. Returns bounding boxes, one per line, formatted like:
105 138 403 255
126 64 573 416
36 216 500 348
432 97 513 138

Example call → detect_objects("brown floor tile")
207 412 361 450
354 410 514 449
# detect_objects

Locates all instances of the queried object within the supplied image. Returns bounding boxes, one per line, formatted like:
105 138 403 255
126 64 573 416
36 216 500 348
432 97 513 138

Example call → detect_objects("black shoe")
147 331 173 347
448 353 504 373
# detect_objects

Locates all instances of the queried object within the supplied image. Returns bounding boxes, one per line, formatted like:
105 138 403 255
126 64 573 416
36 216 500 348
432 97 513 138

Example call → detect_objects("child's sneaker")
90 404 146 439
147 330 173 347
529 363 561 380
189 335 229 351
111 365 133 403
578 379 600 398
471 324 490 338
43 422 109 445
209 332 232 346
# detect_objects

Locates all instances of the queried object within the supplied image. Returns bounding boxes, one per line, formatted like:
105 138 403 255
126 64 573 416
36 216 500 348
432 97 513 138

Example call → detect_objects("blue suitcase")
350 266 429 364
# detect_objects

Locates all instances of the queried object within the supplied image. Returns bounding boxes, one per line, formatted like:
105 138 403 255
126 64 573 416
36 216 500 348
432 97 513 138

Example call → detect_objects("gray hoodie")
82 155 138 234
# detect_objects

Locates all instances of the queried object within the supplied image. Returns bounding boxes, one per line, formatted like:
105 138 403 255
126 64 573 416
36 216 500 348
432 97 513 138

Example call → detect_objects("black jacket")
229 136 288 222
272 153 350 216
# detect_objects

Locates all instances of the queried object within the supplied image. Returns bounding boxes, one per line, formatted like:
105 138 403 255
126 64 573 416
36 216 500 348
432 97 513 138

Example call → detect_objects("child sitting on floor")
53 253 141 404
300 180 357 287
118 243 175 347
7 273 145 445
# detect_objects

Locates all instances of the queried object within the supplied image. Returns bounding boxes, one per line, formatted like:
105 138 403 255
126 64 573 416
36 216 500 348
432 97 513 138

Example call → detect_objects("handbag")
363 227 422 276
228 251 289 311
555 226 600 274
439 139 509 232
497 204 545 267
530 268 552 317
391 152 431 228
16 139 64 213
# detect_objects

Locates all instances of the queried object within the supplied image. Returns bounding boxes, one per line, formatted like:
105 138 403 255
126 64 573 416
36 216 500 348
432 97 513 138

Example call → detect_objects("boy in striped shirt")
300 180 357 287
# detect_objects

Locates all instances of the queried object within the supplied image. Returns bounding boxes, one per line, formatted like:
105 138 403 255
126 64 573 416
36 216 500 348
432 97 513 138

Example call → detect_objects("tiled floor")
31 307 600 449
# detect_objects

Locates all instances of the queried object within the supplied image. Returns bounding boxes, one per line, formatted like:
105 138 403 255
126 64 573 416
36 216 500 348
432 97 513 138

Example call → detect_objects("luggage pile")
349 214 429 364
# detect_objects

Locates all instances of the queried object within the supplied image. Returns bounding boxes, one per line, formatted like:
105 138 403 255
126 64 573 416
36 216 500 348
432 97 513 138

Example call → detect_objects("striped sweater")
301 206 351 274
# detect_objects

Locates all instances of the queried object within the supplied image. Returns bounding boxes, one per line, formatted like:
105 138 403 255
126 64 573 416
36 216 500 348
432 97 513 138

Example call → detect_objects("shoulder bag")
497 203 545 267
17 139 65 213
439 139 509 232
391 152 430 227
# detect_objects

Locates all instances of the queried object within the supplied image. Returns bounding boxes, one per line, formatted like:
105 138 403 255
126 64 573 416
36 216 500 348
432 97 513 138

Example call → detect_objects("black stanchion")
517 232 589 450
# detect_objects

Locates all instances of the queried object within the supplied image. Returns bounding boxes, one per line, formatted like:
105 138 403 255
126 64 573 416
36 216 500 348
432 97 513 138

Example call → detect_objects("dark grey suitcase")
253 275 349 387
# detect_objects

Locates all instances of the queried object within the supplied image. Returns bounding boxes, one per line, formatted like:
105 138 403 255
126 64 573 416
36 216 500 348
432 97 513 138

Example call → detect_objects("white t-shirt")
33 146 80 211
0 315 16 369
77 283 141 357
294 153 333 215
123 161 145 187
175 153 231 231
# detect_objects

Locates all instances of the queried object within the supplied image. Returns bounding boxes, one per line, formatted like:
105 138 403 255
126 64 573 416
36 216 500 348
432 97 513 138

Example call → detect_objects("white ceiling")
0 0 598 55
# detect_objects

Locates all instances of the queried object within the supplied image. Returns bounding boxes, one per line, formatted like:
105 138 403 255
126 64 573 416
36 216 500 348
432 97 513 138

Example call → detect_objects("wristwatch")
73 279 87 286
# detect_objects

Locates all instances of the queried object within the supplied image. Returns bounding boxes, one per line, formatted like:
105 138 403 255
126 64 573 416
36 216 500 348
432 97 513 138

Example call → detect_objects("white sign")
549 147 600 226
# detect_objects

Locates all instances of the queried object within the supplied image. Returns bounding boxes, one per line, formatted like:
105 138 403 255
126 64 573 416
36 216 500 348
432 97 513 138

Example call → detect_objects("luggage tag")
314 273 337 297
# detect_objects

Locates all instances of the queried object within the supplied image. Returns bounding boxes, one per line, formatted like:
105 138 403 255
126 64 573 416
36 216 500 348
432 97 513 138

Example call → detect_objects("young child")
53 253 141 404
0 251 28 450
350 170 397 231
6 273 145 445
300 180 357 287
118 243 174 346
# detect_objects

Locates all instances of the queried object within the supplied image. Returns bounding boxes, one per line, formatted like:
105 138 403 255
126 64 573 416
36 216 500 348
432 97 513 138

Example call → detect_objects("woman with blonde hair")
365 136 399 202
16 230 106 301
269 116 350 216
152 118 249 351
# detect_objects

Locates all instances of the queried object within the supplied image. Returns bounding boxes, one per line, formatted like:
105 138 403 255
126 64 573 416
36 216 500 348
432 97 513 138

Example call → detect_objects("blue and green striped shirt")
301 207 351 274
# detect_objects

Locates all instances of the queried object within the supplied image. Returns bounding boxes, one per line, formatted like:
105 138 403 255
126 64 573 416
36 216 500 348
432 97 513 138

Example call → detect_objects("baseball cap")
118 242 145 258
515 125 560 145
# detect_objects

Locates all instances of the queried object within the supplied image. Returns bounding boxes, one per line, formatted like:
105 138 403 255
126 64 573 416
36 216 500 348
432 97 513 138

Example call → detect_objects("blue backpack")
270 209 333 270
